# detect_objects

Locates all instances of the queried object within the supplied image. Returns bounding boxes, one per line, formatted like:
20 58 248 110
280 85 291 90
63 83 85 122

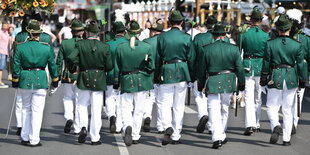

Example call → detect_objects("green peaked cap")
205 15 217 29
212 23 226 35
127 20 142 35
250 8 262 20
71 20 84 31
26 20 42 34
150 23 164 32
275 14 292 31
112 21 126 32
168 10 184 22
86 20 100 33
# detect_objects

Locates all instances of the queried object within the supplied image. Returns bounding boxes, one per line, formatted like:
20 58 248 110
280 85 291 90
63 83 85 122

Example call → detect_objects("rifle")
297 88 301 117
101 17 107 106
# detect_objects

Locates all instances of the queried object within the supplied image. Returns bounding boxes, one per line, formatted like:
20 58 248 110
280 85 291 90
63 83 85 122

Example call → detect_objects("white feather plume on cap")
115 9 127 26
287 9 303 24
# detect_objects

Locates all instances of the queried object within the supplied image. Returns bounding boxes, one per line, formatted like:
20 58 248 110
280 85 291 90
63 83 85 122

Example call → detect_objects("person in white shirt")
58 20 73 44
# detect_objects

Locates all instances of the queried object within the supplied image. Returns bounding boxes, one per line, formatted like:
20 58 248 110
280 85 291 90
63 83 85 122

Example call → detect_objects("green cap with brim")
26 20 42 34
204 15 217 29
275 14 292 31
71 20 84 31
168 10 184 22
112 21 126 33
127 20 142 35
250 8 263 20
86 20 100 33
212 23 226 35
150 23 164 32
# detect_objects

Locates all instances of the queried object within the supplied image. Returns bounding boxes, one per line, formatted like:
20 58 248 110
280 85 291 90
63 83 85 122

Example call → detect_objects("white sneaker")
240 101 245 108
0 83 9 88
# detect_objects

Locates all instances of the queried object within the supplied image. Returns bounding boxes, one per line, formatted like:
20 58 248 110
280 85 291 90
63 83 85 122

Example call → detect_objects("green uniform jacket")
13 40 58 89
114 40 154 94
105 31 130 42
193 31 230 79
106 36 128 85
144 35 160 83
156 27 196 84
56 37 81 84
238 27 270 76
295 33 310 83
197 39 245 94
68 38 113 91
261 36 306 90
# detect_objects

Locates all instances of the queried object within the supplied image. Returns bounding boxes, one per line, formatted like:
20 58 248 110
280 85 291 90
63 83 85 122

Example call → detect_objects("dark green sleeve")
260 42 271 86
104 44 113 72
13 46 22 80
47 46 59 81
187 38 196 80
196 49 207 91
296 44 306 83
155 37 163 82
56 44 64 77
67 43 79 73
114 46 121 85
145 45 155 74
234 47 245 86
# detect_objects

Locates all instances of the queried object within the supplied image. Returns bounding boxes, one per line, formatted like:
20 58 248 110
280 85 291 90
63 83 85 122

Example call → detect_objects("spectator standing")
0 22 10 88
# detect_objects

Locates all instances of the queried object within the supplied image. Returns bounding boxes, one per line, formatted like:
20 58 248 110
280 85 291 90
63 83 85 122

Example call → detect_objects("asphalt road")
0 68 309 155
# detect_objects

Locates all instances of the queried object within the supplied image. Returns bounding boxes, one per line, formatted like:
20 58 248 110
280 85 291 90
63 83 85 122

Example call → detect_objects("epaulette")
39 41 50 46
202 43 212 47
17 42 26 45
143 40 151 45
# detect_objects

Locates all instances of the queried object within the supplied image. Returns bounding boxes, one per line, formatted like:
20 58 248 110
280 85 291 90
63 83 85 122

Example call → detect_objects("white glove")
199 92 204 98
188 82 193 88
261 86 267 94
113 89 120 95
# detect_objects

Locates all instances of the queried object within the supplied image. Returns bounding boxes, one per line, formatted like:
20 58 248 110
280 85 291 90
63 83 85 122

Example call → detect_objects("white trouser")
77 88 103 142
121 91 147 140
105 85 122 132
62 83 81 133
154 84 164 131
20 88 47 145
292 88 305 128
158 82 187 141
193 81 208 119
143 89 155 120
15 88 23 128
208 92 232 142
266 81 296 142
245 76 262 128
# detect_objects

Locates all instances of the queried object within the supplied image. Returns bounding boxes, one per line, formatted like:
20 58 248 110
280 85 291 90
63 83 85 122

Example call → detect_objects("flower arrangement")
1 0 57 17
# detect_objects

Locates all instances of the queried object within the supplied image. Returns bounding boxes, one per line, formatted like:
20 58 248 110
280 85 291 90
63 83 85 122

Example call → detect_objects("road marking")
184 106 197 114
261 107 283 117
114 134 130 155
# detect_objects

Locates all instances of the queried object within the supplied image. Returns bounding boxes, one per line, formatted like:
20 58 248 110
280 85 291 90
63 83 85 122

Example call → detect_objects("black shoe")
196 115 208 133
91 141 102 145
291 124 296 135
254 128 261 133
115 131 122 134
21 140 30 145
132 140 139 144
16 127 22 136
162 127 174 146
212 140 222 149
283 141 291 146
64 119 73 133
157 131 164 134
109 116 116 133
222 138 228 144
208 130 212 135
270 125 282 144
143 117 151 132
244 127 254 136
78 127 87 143
171 140 182 145
29 143 42 147
124 126 132 146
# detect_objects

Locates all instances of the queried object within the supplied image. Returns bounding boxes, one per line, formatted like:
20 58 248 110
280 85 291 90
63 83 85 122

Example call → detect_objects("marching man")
260 14 306 146
56 20 84 134
68 20 113 145
196 23 245 149
12 20 59 147
114 20 154 146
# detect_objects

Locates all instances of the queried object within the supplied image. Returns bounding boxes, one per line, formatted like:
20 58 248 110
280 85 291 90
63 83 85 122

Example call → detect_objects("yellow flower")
1 3 7 9
19 11 25 17
10 11 16 17
33 1 39 7
53 2 55 7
